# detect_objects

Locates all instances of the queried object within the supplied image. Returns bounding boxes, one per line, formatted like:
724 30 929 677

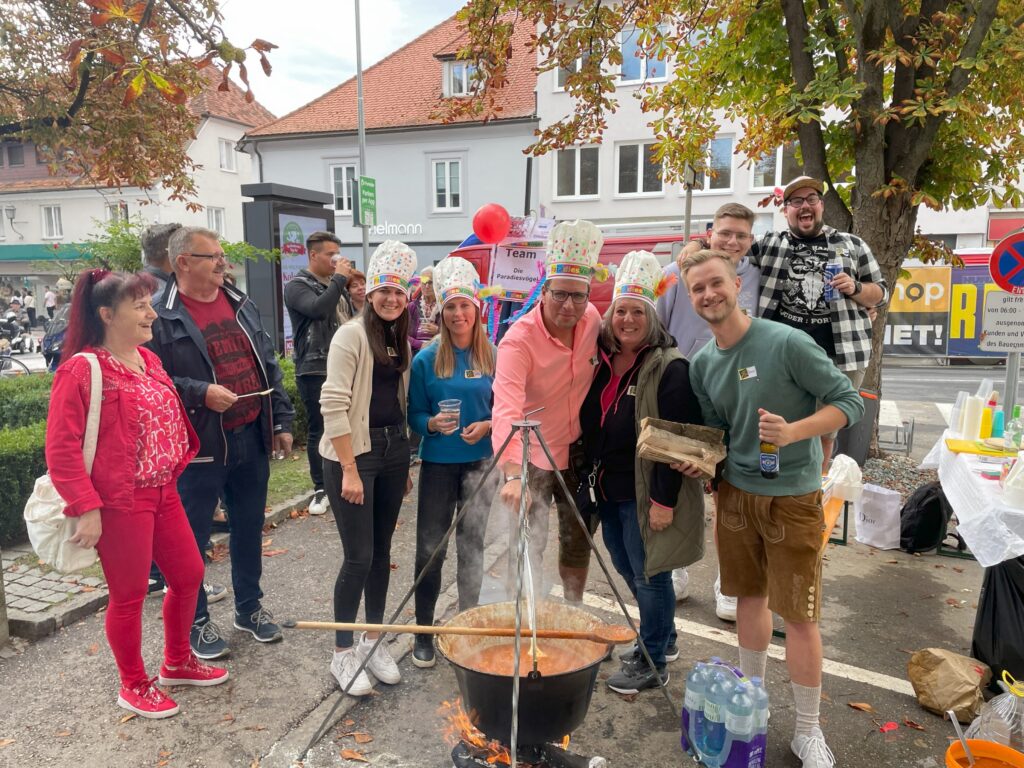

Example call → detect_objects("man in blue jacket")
150 226 295 660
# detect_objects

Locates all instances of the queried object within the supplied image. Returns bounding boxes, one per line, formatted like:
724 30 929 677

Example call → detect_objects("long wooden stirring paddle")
282 619 635 645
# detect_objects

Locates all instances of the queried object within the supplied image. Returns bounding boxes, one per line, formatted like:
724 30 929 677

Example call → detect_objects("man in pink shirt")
492 219 604 603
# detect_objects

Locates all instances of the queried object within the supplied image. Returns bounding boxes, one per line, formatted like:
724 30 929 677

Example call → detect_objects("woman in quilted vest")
45 269 226 719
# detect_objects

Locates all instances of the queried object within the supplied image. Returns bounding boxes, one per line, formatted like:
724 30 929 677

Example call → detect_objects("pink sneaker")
117 677 180 719
159 655 230 687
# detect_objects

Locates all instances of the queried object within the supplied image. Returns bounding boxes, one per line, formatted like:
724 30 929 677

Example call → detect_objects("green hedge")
0 422 47 546
0 373 53 429
278 356 308 448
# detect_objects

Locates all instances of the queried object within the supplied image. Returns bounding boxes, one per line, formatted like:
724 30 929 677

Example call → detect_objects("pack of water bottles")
681 657 769 767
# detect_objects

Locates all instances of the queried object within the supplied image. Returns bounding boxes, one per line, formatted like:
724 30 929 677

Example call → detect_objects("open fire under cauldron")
437 601 610 767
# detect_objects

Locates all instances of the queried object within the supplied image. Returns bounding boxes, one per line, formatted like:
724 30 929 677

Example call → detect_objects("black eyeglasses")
786 194 822 207
184 252 226 261
547 289 590 305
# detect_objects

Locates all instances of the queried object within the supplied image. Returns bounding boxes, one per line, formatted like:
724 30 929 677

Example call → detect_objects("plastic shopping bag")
854 483 902 550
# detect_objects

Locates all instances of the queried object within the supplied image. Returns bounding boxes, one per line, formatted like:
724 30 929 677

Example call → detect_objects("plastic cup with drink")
437 399 461 435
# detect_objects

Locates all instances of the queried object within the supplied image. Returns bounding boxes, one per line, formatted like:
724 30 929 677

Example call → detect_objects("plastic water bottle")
725 682 754 750
682 663 708 753
749 677 771 738
702 668 733 760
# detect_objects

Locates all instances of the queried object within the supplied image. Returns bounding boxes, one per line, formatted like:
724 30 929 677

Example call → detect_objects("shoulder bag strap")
76 352 102 474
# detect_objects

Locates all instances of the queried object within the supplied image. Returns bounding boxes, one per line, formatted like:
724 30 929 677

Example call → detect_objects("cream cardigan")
319 316 411 461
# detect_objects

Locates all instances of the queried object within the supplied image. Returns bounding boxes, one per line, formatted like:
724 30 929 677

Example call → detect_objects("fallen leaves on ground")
117 732 131 741
159 750 173 758
209 543 229 562
119 713 137 724
244 725 267 732
903 718 926 731
87 642 100 655
945 598 965 608
340 732 373 744
262 538 273 548
81 585 97 592
54 730 72 737
222 713 235 723
263 549 288 557
0 739 14 748
848 702 876 713
340 748 369 762
390 563 399 570
342 718 355 727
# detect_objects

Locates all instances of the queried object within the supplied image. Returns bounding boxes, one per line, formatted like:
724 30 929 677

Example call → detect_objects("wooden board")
636 418 727 479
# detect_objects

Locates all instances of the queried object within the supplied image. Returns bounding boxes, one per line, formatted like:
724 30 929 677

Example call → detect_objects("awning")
988 217 1024 242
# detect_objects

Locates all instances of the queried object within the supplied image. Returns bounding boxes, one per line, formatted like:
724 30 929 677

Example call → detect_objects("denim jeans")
296 374 326 492
324 426 410 648
415 459 495 628
599 499 677 669
177 421 270 625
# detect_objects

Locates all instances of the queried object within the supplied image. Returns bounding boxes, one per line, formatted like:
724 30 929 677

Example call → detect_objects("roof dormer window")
444 60 477 97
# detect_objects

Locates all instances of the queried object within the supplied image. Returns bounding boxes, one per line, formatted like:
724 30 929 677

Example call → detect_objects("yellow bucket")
945 739 1024 768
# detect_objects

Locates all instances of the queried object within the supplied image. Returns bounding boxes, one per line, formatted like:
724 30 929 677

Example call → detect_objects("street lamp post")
354 0 370 266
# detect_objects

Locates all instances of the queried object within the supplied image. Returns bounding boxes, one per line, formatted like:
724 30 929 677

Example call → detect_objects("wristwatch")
852 279 863 296
504 474 522 483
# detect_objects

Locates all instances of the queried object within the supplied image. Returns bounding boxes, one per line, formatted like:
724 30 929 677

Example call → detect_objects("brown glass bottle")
759 441 779 479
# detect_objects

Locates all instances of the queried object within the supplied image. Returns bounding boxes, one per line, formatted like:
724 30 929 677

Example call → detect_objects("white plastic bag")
23 475 97 572
828 454 863 501
854 483 902 550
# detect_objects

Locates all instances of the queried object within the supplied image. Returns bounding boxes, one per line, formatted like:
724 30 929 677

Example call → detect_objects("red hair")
61 269 158 363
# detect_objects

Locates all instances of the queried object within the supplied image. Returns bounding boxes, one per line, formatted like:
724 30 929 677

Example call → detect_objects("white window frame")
218 138 237 173
554 54 590 92
0 212 5 241
443 61 477 97
42 205 63 239
329 163 358 213
748 142 802 192
688 135 735 196
207 206 226 235
618 26 668 86
105 201 129 222
614 141 664 198
553 145 601 201
432 158 463 212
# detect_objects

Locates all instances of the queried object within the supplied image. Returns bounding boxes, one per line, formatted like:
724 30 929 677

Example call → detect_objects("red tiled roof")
0 177 104 194
190 67 276 128
247 14 536 138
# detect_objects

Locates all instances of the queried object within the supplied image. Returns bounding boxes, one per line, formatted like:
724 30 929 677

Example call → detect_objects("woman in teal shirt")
408 256 497 669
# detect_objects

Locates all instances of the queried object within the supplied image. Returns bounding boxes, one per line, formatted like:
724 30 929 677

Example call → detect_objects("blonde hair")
680 249 737 285
433 304 496 379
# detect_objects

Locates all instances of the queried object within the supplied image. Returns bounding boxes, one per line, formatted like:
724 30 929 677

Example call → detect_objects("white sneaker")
791 727 836 768
331 649 373 696
714 576 737 622
308 490 329 516
672 568 690 601
358 633 401 685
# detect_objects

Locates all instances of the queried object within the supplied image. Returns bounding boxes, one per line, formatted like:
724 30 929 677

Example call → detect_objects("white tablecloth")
938 433 1024 566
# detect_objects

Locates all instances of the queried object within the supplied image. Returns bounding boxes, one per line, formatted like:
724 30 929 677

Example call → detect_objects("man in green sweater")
677 250 863 768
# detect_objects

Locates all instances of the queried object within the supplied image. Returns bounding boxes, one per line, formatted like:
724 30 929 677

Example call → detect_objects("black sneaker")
618 640 679 664
607 661 669 695
147 577 166 597
412 634 436 669
191 620 230 660
234 607 283 643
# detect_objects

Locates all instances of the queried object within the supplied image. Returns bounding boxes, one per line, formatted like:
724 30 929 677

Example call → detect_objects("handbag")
23 352 102 572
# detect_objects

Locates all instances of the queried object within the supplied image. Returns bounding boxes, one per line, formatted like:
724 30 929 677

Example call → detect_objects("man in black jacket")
283 231 352 516
150 226 295 660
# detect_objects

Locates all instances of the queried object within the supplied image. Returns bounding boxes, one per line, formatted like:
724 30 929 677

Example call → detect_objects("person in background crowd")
579 251 706 694
408 256 497 669
678 250 863 768
44 284 57 320
149 226 294 660
659 202 761 622
409 266 440 353
23 290 36 327
320 240 416 696
492 219 604 604
348 270 366 315
284 231 354 517
46 269 227 719
141 222 183 305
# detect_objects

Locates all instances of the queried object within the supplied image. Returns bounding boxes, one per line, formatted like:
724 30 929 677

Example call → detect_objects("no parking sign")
989 231 1024 294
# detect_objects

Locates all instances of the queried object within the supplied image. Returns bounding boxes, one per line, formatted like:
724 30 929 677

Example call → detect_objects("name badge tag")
464 369 482 379
738 366 758 381
626 385 637 396
589 355 599 366
387 346 399 358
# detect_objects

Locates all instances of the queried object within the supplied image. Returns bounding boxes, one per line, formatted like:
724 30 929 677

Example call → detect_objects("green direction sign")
354 175 377 227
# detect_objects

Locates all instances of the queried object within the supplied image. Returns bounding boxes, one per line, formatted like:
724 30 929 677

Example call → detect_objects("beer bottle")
759 441 779 479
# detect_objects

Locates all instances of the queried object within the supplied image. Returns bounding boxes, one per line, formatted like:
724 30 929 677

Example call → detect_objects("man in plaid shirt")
749 175 888 468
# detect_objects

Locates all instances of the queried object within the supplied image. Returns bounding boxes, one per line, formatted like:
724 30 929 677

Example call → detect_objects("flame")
560 734 570 750
440 699 511 765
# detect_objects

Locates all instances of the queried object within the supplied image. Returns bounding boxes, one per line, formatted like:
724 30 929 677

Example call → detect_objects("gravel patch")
861 453 937 500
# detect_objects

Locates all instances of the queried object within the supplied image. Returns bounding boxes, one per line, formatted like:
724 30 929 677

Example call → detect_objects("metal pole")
682 163 695 239
524 156 533 217
1006 352 1021 420
354 0 370 266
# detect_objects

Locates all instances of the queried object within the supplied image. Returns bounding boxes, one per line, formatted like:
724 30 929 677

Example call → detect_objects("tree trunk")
851 191 920 457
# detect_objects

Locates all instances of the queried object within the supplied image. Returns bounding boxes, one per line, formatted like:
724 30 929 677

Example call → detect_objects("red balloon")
472 203 511 244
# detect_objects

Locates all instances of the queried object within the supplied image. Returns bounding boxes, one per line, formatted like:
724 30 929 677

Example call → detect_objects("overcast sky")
218 0 466 119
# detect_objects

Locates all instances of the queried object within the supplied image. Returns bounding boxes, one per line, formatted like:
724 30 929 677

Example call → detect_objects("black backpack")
899 481 964 553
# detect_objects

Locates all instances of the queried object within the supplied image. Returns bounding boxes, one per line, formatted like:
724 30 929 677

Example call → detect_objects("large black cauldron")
436 601 608 745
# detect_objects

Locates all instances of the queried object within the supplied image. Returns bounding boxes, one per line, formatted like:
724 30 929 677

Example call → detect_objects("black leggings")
324 427 410 648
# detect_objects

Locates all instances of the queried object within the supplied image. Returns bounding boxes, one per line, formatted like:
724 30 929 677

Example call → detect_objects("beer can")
822 260 842 302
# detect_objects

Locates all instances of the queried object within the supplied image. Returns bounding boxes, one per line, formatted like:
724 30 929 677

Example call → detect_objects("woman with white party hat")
407 255 499 668
320 240 417 696
577 250 706 695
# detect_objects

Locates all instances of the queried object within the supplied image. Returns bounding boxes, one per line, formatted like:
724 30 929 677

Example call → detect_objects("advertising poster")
882 266 950 356
946 264 1002 357
278 213 326 353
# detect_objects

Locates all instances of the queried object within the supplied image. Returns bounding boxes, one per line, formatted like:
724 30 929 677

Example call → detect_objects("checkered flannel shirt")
749 225 889 372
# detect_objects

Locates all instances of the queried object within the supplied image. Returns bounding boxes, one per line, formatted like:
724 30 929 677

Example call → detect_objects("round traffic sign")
989 231 1024 295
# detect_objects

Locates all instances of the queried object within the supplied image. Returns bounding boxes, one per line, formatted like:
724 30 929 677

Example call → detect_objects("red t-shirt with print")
179 290 263 431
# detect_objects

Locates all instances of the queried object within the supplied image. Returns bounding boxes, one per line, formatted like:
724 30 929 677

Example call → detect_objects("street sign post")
987 231 1024 417
357 175 376 227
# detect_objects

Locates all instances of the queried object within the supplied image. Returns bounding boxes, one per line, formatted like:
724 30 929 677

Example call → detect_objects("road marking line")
936 402 953 426
564 588 917 697
879 399 902 427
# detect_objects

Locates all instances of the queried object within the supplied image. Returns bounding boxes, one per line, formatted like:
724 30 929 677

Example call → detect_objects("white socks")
739 646 768 680
791 681 823 739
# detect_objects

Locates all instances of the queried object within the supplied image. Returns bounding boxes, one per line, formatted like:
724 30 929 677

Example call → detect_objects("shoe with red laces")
117 678 180 719
158 655 230 687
